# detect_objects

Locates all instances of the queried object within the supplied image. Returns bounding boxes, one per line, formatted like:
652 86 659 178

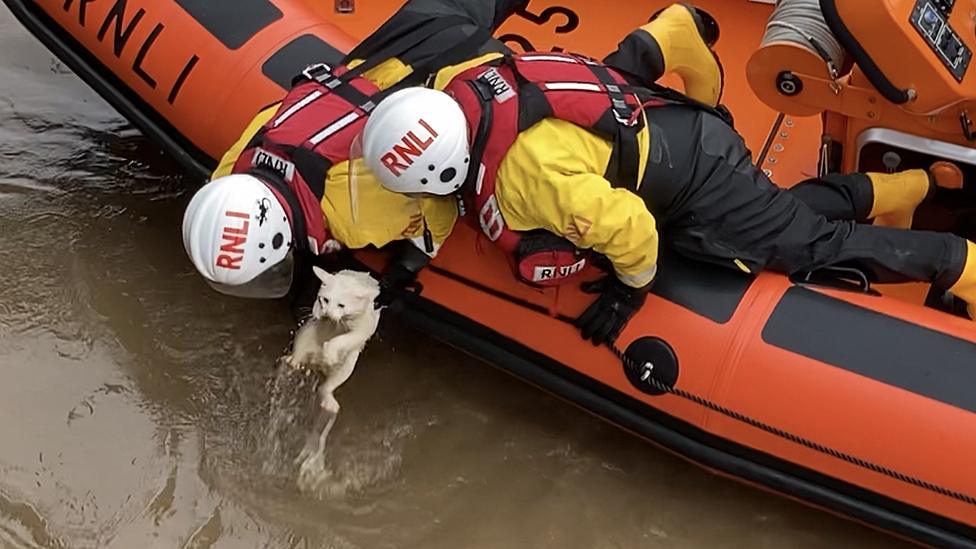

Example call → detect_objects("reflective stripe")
733 259 753 273
474 163 486 195
307 236 320 253
542 82 603 92
618 264 658 288
308 112 361 145
519 54 579 63
273 89 323 127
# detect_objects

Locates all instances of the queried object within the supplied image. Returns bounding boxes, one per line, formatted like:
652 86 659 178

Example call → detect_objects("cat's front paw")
322 341 344 366
282 354 303 370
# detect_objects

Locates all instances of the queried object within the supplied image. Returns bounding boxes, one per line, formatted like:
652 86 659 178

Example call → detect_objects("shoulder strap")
461 78 495 194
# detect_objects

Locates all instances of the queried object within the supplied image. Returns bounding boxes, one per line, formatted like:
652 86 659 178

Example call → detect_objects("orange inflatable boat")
5 0 976 545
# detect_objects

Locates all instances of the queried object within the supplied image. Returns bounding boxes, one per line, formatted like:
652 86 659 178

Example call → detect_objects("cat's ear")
312 266 332 283
355 285 381 302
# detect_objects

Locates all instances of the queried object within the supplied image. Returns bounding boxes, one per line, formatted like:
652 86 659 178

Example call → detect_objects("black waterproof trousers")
599 19 968 289
638 105 968 289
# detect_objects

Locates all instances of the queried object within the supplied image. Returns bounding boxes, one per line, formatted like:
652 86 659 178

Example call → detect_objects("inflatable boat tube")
4 0 975 546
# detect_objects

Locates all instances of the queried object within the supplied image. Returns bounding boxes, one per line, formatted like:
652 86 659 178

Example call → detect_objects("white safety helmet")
362 87 470 196
182 173 295 299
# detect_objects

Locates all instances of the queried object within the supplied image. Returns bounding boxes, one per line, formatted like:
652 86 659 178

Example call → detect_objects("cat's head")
311 266 381 322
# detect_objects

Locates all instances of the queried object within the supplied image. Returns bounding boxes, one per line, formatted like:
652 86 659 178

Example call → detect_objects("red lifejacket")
227 14 490 256
444 52 653 287
232 63 381 255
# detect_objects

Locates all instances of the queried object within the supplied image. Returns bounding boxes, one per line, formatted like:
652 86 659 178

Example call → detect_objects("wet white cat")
283 266 381 483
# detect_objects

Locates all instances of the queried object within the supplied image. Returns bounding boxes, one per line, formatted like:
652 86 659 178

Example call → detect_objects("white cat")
283 266 381 481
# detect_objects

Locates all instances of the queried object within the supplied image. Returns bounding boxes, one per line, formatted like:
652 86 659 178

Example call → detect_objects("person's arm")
375 240 431 309
497 119 658 344
373 196 458 308
547 178 659 288
507 170 657 345
498 123 660 289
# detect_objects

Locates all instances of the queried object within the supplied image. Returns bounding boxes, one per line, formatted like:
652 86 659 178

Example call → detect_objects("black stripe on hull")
763 286 976 414
174 0 282 50
394 288 976 548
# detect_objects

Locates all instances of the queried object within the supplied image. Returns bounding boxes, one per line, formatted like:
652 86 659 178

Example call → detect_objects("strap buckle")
604 82 638 127
609 91 637 127
613 108 638 127
301 63 333 83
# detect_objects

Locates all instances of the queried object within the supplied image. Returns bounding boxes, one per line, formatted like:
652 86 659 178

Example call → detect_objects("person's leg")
788 162 964 225
639 106 976 318
603 3 723 106
787 173 874 222
761 207 976 320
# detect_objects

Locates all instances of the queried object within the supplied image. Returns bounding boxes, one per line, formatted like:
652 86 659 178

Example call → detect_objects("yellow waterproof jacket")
433 58 660 288
212 58 458 255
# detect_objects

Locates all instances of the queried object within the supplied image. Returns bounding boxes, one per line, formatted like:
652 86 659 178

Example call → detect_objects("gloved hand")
574 275 650 346
376 262 421 309
375 241 431 309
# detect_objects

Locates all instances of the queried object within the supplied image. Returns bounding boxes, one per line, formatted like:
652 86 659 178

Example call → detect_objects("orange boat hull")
5 0 976 545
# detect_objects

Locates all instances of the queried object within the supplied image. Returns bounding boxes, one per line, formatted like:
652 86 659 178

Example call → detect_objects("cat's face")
311 267 379 322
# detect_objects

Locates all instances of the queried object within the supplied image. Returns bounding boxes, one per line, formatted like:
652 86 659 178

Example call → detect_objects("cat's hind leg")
296 350 360 485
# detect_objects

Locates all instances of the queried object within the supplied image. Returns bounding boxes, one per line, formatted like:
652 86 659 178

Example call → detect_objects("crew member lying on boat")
359 3 976 345
181 0 528 309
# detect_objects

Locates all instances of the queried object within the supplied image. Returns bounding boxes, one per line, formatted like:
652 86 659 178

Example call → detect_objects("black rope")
608 345 976 507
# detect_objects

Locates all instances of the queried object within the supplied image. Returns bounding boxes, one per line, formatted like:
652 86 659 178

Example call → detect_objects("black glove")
375 242 431 309
574 276 650 346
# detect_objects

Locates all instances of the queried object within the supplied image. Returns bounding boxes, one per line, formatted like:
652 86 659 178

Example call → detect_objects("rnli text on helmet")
217 210 249 270
379 119 439 177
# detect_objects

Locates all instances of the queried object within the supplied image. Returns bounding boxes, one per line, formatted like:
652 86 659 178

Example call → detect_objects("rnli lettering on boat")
61 0 200 104
216 211 249 270
379 119 440 176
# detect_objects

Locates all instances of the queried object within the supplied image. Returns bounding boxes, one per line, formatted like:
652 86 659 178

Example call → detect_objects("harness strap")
289 146 331 198
300 64 379 114
462 78 494 203
583 61 642 191
583 61 637 127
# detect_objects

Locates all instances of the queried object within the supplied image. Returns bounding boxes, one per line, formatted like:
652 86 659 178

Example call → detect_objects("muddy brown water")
0 7 915 548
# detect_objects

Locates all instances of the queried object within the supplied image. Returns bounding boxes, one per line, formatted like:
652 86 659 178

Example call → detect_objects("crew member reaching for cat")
181 0 527 309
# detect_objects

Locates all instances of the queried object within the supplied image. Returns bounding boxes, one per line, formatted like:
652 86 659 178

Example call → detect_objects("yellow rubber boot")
640 4 723 107
949 240 976 321
870 162 965 228
868 169 931 229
